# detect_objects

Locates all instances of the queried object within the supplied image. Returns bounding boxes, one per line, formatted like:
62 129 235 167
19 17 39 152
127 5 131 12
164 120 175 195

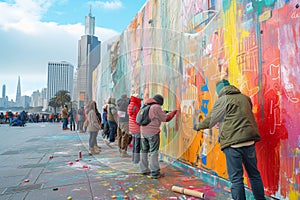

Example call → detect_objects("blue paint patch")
44 135 80 140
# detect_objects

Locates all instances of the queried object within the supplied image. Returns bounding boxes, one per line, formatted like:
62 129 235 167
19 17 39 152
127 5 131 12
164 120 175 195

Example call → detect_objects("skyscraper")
47 61 74 102
75 9 101 107
16 76 21 104
2 84 6 98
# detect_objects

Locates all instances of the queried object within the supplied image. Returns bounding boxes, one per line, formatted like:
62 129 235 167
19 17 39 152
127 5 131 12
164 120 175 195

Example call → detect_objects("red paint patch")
23 179 29 182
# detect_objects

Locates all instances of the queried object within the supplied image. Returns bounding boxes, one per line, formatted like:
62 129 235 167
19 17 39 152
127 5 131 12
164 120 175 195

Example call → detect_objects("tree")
55 90 71 108
48 97 59 113
48 90 71 113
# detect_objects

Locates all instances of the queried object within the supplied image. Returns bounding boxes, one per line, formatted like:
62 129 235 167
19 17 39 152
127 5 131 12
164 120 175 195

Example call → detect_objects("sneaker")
141 172 150 176
121 151 131 158
148 173 165 179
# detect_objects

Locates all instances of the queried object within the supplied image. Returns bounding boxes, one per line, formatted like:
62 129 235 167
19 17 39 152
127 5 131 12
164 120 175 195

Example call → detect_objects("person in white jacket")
87 101 102 155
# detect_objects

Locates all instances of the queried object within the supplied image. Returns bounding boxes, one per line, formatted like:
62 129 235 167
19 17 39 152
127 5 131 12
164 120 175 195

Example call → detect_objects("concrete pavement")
0 122 256 200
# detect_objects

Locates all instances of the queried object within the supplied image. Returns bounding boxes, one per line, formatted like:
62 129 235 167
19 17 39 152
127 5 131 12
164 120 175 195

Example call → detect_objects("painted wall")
96 0 300 199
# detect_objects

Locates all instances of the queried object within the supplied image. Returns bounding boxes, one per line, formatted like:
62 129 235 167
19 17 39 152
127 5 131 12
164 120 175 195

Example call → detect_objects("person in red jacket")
127 93 143 164
140 94 177 179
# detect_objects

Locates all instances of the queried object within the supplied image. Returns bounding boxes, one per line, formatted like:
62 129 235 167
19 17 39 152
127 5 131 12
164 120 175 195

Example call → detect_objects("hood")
88 101 97 111
108 97 116 104
218 85 241 97
130 95 142 105
144 98 158 105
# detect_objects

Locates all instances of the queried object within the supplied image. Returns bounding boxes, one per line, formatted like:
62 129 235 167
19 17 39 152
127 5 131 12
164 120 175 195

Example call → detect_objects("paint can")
78 151 82 159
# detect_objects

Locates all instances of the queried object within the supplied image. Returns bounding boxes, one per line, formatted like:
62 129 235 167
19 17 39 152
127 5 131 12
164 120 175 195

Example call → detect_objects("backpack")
136 104 152 126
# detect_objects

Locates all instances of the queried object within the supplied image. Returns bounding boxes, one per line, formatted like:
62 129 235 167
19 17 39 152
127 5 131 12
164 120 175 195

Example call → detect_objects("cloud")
88 0 123 10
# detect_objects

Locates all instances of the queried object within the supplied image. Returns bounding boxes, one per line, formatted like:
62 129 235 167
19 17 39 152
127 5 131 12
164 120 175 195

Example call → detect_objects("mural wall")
96 0 300 199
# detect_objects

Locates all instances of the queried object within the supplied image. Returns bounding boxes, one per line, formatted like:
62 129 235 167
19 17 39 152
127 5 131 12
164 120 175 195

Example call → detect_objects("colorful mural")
96 0 300 199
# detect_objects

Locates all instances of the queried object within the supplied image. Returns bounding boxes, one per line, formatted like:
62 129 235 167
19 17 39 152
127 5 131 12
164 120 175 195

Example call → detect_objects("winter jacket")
116 97 129 123
127 95 142 133
107 98 117 122
61 107 68 119
140 98 177 135
194 85 261 150
87 101 102 132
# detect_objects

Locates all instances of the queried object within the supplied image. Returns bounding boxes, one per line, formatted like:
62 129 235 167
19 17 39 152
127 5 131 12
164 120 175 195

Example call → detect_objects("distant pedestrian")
20 110 27 127
61 105 69 130
101 104 110 140
140 94 177 179
0 112 4 124
8 111 13 125
106 97 118 145
116 94 131 157
87 101 102 155
69 107 76 131
193 79 266 200
127 93 143 164
77 106 85 133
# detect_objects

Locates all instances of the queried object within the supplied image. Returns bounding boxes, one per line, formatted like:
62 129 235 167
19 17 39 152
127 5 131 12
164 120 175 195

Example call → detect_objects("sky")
0 0 146 101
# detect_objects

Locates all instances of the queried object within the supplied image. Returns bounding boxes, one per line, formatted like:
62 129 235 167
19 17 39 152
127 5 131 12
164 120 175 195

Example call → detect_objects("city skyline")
0 0 146 100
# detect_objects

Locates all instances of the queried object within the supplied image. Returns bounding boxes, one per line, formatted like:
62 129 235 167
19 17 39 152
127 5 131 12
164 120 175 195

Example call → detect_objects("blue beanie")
216 79 230 95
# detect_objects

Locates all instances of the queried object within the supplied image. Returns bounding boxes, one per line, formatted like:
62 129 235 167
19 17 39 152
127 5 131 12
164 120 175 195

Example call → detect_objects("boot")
88 148 94 155
89 148 100 155
94 145 101 152
120 150 131 158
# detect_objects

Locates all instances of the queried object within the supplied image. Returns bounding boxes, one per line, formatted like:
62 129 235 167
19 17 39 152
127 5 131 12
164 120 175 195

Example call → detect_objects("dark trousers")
223 145 266 200
131 133 141 164
70 118 75 131
107 121 117 142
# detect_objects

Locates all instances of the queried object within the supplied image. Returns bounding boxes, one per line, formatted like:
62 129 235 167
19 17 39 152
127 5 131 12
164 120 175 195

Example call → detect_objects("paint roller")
171 186 205 199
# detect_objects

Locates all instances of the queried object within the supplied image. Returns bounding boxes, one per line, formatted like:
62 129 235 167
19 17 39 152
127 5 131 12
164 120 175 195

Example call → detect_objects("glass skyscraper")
47 61 74 101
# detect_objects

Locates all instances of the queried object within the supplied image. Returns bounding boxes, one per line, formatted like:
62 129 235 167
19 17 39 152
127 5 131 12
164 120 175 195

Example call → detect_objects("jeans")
62 118 68 129
89 131 98 149
140 134 160 176
131 133 141 164
223 145 266 200
108 121 117 142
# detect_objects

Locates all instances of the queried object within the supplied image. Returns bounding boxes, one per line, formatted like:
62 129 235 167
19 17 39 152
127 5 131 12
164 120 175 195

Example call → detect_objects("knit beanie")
153 94 164 105
216 79 230 95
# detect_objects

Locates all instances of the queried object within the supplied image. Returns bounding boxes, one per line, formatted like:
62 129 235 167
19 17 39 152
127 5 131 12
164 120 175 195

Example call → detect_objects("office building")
75 9 101 107
47 61 74 102
2 84 5 98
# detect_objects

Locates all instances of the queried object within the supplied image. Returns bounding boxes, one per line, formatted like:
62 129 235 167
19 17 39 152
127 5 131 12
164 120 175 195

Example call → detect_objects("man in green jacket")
193 79 265 200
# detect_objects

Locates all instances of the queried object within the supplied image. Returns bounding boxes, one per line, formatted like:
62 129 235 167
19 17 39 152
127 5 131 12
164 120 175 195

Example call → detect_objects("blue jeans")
140 134 160 176
107 121 117 142
62 118 68 129
223 145 266 200
131 133 141 164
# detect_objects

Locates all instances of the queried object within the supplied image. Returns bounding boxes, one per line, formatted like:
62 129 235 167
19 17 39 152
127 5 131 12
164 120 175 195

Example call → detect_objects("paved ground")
0 122 271 200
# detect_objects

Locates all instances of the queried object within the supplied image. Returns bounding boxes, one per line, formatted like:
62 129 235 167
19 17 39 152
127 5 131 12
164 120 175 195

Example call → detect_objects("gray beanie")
153 94 164 105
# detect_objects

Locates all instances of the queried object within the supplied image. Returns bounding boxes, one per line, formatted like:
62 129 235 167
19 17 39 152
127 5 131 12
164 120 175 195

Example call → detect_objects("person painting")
140 94 177 179
193 79 266 200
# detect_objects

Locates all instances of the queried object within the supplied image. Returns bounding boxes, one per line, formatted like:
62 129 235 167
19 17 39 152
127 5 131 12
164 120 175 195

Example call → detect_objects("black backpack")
136 104 152 126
